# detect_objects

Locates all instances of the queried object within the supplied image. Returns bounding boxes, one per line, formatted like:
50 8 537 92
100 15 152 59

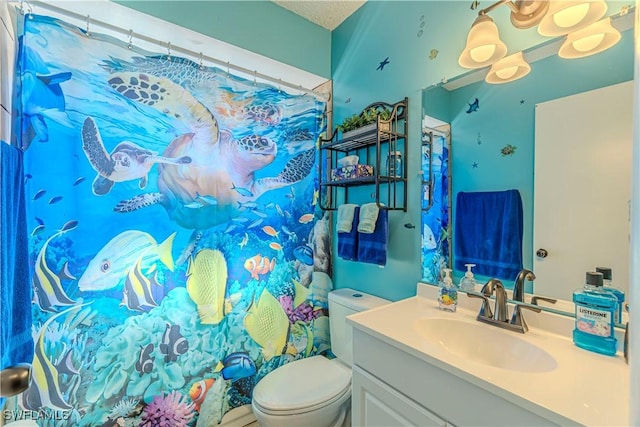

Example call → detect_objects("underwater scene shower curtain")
10 13 330 426
421 128 450 283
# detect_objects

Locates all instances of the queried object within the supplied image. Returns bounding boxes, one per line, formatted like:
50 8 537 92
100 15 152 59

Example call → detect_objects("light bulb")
470 45 497 63
572 33 605 52
553 3 589 28
495 65 519 80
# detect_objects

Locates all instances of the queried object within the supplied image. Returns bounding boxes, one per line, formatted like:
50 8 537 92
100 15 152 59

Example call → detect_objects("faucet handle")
467 292 493 319
510 303 542 333
531 295 557 306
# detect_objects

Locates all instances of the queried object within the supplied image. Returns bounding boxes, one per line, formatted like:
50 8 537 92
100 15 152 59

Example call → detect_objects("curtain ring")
85 15 91 37
198 52 204 70
127 29 133 49
253 70 257 86
167 42 172 61
226 61 230 77
278 78 282 93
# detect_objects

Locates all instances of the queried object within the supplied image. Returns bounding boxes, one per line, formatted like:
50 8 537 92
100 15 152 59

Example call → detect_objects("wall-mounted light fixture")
458 0 617 84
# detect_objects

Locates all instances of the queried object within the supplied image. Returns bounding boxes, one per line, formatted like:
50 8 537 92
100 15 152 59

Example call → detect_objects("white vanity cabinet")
352 365 450 427
351 328 571 427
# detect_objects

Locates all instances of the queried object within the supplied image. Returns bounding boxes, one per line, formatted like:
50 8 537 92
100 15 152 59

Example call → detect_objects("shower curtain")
9 12 330 426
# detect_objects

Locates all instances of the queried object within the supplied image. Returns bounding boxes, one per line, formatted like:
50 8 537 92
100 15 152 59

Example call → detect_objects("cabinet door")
352 366 449 427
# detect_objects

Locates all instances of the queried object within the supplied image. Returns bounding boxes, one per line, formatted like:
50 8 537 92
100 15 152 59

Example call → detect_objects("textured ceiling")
271 0 367 30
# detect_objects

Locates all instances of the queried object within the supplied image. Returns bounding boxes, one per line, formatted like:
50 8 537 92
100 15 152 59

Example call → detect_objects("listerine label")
575 305 613 337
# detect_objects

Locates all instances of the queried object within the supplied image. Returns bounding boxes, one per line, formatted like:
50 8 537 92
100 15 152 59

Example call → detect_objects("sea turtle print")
81 117 192 195
107 72 315 229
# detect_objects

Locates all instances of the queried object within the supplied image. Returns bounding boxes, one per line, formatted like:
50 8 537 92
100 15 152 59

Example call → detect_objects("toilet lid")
253 356 351 413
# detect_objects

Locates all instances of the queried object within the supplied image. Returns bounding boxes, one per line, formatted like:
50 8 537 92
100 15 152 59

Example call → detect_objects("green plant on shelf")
336 106 392 134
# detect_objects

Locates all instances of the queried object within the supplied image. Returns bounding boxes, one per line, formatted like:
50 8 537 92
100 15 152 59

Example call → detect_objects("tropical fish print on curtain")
421 128 450 283
10 13 331 427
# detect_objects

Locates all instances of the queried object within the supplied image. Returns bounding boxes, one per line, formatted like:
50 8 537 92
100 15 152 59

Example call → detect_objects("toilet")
251 288 389 427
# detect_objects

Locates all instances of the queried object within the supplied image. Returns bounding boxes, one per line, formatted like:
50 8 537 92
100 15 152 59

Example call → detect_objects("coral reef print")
421 127 450 282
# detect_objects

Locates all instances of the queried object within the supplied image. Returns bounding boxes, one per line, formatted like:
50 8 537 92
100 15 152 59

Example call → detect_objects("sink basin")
414 318 557 373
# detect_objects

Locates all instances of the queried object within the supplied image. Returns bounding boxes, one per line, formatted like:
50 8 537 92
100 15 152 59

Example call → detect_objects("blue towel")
1 142 34 406
357 209 388 266
338 206 359 260
454 189 523 280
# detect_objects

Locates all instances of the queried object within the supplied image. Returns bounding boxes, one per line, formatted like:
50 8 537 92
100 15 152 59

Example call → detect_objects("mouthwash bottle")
438 268 458 312
459 264 477 292
596 267 625 324
573 272 618 356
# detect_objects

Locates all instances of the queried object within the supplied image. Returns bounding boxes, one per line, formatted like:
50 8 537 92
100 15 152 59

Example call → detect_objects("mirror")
421 10 634 321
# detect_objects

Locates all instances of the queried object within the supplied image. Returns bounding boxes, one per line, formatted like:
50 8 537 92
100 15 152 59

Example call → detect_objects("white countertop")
347 284 630 427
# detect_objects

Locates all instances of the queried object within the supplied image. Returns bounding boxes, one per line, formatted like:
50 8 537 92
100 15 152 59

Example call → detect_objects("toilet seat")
252 356 351 415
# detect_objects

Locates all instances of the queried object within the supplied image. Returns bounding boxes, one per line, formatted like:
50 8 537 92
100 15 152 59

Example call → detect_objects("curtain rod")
20 1 329 101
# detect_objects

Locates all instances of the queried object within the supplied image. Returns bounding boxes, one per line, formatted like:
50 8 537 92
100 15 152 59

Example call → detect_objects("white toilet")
251 288 389 427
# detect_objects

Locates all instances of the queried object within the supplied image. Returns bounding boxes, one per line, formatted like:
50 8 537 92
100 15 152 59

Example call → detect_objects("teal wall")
331 1 633 301
115 1 331 78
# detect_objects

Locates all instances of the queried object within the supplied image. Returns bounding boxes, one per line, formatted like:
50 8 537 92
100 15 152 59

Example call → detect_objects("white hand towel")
337 204 359 233
357 203 380 234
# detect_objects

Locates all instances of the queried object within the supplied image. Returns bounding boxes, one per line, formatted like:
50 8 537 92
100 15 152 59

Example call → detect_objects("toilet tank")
328 288 389 366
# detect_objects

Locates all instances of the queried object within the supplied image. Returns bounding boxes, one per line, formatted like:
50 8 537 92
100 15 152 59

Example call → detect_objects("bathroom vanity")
347 284 629 427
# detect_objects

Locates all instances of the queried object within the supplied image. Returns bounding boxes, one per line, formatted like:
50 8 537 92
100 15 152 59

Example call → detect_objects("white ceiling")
271 0 367 30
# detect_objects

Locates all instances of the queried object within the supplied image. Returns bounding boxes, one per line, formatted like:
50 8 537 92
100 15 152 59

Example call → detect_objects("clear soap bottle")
596 267 625 324
438 268 458 312
572 271 618 356
459 263 477 292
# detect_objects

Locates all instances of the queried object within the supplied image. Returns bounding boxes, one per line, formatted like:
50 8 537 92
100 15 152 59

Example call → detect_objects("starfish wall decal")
377 57 390 70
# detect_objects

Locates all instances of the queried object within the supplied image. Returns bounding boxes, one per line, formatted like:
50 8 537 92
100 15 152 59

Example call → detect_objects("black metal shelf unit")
319 98 408 211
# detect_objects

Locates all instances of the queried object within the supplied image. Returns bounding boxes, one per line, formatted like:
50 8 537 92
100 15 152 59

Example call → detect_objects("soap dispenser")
438 268 458 312
459 264 477 292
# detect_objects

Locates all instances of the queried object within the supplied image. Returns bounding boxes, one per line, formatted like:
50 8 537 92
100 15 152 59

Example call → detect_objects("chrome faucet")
487 279 508 322
467 278 508 322
467 278 541 334
513 268 536 302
